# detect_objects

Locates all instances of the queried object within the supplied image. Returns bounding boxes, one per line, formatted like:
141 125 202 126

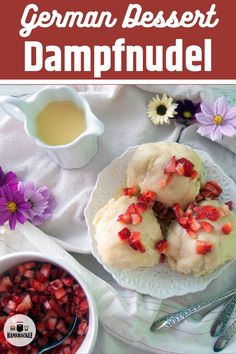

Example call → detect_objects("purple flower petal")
220 124 236 137
197 124 214 136
210 126 223 141
201 102 215 118
18 201 30 211
195 113 212 125
1 185 14 201
9 214 17 230
224 106 236 121
0 167 4 183
0 211 10 225
0 199 8 207
0 167 18 189
31 215 43 226
0 184 28 229
214 97 228 116
21 182 56 225
15 211 27 224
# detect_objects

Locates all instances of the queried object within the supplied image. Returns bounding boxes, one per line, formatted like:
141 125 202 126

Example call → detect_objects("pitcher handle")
0 96 28 122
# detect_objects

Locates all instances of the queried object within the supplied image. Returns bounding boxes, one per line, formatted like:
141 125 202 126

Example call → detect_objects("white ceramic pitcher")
0 86 104 169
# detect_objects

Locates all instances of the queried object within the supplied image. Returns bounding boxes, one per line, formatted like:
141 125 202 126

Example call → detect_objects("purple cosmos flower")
19 182 56 225
0 185 29 230
175 100 201 125
196 97 236 141
0 167 18 191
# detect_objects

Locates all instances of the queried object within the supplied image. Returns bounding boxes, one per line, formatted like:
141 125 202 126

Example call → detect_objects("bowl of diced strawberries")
0 252 98 354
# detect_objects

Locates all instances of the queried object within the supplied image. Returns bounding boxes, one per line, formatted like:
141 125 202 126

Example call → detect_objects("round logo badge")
4 314 36 347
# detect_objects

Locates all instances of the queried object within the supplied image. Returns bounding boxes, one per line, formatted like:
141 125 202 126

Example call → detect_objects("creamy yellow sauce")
36 100 86 146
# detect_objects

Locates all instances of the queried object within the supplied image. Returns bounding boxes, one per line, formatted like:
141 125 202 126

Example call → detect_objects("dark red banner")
0 0 235 79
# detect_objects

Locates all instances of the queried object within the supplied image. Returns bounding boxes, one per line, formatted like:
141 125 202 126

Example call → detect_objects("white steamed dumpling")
166 200 236 276
93 196 163 269
127 142 203 208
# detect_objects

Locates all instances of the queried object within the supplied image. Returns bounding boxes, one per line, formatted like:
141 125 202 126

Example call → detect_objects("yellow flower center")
7 201 17 213
183 111 192 119
213 115 223 125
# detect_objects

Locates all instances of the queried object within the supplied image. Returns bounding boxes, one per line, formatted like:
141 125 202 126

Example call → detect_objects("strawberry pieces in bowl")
0 252 98 354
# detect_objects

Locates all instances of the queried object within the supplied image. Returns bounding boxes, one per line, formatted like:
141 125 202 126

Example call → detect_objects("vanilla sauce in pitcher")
36 100 86 146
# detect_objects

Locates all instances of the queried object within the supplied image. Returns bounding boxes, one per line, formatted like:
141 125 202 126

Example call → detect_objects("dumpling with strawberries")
127 142 203 208
166 200 236 276
93 191 164 269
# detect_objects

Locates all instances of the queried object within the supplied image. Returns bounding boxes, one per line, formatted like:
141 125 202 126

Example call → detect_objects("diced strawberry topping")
16 294 33 313
117 213 131 224
172 203 184 218
118 227 131 240
200 221 214 233
0 261 90 353
138 190 156 207
51 279 63 289
158 174 173 188
196 240 213 255
176 158 194 177
131 213 142 225
54 287 67 300
184 208 193 217
118 229 146 253
127 203 137 214
40 263 51 278
164 156 176 174
195 205 220 221
0 316 7 330
128 232 145 253
47 317 57 330
196 180 223 201
29 279 45 292
187 229 197 239
189 218 202 232
24 270 34 278
155 240 168 253
190 170 198 180
123 187 138 196
0 276 13 292
206 180 223 193
178 216 190 229
77 319 88 336
202 181 220 197
135 202 147 214
80 300 89 315
24 261 36 269
222 223 233 235
62 276 75 287
175 163 184 176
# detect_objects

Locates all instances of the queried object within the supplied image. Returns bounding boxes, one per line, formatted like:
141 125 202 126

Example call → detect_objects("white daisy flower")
147 94 178 125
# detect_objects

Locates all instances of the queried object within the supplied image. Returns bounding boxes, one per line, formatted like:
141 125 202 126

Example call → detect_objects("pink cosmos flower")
0 185 29 230
196 97 236 141
19 182 56 225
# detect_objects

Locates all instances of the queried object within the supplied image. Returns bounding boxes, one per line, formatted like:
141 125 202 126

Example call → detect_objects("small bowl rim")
0 251 98 354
